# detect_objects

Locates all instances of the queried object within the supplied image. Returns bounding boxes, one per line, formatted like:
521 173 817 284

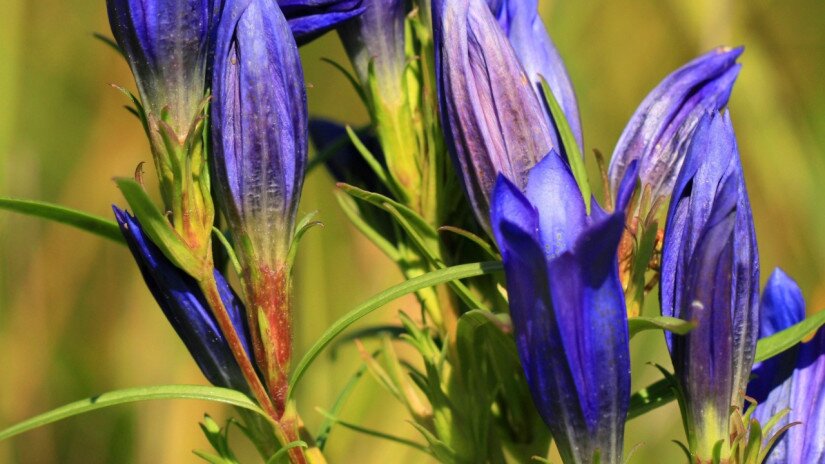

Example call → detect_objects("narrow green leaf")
338 183 435 238
627 378 674 420
265 441 308 464
628 316 695 339
287 261 503 400
316 409 428 453
333 190 399 261
0 197 124 243
538 75 590 210
116 178 203 278
316 365 368 451
755 310 825 362
0 385 271 441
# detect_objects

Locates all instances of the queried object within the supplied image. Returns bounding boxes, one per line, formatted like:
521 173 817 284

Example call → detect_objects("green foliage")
0 385 271 442
287 261 503 400
0 196 124 243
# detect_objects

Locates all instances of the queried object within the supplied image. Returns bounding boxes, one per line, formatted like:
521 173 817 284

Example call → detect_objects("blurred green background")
1 0 824 462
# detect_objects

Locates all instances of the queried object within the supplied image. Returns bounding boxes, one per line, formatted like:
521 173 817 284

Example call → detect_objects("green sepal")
628 316 695 339
115 177 205 278
538 75 591 211
286 210 323 270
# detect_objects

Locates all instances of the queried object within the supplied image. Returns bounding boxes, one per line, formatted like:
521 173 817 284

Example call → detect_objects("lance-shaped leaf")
434 0 554 235
114 207 252 393
279 0 365 45
608 47 742 202
490 0 582 155
211 0 307 414
659 111 759 458
107 0 220 134
490 153 638 464
747 269 825 464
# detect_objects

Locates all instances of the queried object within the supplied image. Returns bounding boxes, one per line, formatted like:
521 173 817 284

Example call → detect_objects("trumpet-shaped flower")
660 111 759 458
747 269 825 464
211 0 307 414
490 152 638 464
114 207 251 392
434 0 554 234
608 47 742 202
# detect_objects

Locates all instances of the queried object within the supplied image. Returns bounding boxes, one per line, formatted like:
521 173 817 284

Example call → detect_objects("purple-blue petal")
492 0 583 154
746 272 825 463
524 151 586 259
107 0 219 132
212 0 308 265
434 0 554 234
609 47 742 201
659 111 759 452
113 206 252 392
280 0 365 45
338 0 405 96
491 165 629 462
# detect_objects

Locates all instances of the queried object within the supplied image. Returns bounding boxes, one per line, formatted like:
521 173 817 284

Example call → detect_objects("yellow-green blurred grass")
1 1 825 463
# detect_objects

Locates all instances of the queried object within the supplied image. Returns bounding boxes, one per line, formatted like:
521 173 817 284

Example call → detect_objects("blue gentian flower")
747 269 825 464
434 0 554 234
107 0 220 135
608 47 742 202
280 0 365 45
490 152 638 464
660 111 759 459
114 207 251 392
489 0 582 154
211 0 307 414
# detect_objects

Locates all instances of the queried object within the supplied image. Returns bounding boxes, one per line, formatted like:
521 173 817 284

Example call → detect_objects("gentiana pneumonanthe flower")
747 269 825 464
434 0 554 234
609 47 742 202
488 0 582 153
660 111 759 460
114 207 252 393
211 0 307 416
491 153 638 464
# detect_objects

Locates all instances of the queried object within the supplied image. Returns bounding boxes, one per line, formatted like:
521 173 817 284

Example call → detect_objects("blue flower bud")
434 0 554 234
747 269 825 464
114 207 252 392
280 0 365 45
660 111 759 458
107 0 220 135
211 0 307 412
338 0 405 96
490 153 638 464
609 47 742 202
490 0 583 153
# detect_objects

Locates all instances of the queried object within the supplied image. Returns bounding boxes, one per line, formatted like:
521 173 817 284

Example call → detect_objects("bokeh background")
1 0 824 462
